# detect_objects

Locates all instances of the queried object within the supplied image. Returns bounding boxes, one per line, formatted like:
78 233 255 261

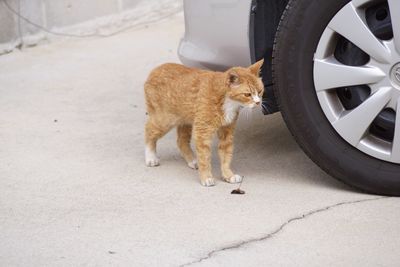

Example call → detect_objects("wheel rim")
314 0 400 164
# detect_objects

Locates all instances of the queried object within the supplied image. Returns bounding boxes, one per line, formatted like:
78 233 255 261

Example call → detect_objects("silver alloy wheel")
314 0 400 164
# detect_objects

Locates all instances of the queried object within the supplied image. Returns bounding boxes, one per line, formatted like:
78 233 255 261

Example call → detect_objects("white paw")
145 147 160 167
226 174 243 184
146 157 160 167
188 159 198 170
201 178 216 187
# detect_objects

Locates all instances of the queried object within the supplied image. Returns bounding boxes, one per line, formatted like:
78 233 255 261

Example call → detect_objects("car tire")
272 0 400 195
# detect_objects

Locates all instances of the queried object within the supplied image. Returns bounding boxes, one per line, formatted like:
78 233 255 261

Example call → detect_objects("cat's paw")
201 178 216 187
225 174 243 184
145 147 160 167
188 159 198 170
146 156 160 167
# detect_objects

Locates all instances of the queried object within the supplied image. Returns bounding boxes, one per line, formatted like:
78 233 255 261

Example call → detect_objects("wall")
0 0 182 54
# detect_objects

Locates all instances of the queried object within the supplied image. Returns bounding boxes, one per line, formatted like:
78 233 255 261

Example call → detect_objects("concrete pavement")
0 12 399 267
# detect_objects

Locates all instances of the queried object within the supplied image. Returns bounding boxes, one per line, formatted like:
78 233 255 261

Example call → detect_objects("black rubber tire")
272 0 400 196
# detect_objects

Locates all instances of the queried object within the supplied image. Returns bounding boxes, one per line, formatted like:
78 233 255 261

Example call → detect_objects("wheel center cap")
391 62 400 89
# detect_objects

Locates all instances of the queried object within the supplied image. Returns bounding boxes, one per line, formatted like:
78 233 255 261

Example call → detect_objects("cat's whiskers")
240 107 247 121
241 106 253 121
261 102 267 113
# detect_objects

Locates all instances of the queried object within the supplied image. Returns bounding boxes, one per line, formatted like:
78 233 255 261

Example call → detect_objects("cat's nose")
255 101 261 105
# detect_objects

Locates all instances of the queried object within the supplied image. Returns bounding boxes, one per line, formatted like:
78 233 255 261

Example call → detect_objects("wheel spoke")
328 3 391 63
392 98 400 162
388 0 400 53
352 0 372 7
333 87 392 145
314 58 385 91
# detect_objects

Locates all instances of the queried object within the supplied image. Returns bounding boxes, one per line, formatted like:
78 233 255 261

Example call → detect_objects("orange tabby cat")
144 59 264 186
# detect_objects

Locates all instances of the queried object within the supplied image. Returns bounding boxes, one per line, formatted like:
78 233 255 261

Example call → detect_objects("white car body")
178 0 253 70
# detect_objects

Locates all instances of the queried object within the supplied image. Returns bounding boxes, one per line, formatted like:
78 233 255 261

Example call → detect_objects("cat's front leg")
217 124 243 184
193 124 216 186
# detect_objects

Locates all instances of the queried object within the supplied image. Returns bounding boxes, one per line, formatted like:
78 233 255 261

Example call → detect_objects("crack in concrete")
179 196 389 267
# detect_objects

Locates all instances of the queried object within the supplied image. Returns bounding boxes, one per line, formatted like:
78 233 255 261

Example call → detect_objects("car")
178 0 400 196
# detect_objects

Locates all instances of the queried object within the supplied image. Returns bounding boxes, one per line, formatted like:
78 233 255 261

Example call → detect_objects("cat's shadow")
228 112 355 193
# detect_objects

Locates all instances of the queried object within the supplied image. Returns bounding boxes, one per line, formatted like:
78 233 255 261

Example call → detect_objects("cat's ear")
227 70 241 88
248 59 264 77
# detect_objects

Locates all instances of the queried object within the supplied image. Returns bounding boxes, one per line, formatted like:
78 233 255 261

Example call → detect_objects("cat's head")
225 59 265 108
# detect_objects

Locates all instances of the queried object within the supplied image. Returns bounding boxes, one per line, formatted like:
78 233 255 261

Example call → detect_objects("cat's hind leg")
177 124 197 169
144 115 174 167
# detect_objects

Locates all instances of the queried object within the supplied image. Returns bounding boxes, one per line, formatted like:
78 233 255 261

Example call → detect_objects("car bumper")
178 0 253 70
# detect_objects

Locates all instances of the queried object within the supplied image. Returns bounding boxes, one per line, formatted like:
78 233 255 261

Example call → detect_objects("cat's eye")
244 93 251 97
